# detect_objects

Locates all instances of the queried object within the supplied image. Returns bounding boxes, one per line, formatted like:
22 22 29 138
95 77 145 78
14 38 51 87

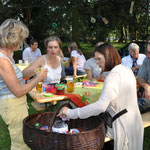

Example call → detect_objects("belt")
0 94 16 100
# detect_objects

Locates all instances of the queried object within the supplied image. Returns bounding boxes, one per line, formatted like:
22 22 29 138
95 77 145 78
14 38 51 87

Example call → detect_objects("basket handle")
47 103 72 132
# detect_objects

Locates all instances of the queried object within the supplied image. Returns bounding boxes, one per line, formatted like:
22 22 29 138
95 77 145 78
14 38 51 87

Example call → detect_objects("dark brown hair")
44 35 62 49
94 43 121 71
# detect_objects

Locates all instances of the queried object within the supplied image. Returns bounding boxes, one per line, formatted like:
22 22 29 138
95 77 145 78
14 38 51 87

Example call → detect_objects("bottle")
36 82 43 92
66 76 74 93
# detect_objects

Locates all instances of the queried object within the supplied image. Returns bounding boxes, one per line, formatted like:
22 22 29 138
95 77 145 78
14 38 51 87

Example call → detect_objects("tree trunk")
71 1 80 46
118 25 124 43
145 0 149 36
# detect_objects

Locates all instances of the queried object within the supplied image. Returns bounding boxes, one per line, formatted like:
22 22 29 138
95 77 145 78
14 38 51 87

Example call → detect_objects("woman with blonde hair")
0 19 47 150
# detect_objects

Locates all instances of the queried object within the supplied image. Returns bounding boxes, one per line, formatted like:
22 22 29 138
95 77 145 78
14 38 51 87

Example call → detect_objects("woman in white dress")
58 43 144 150
23 36 65 84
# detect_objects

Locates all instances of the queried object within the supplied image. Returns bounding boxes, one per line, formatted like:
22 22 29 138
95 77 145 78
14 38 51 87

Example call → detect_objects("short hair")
30 39 38 45
94 43 121 71
0 19 29 48
44 35 62 49
128 43 139 52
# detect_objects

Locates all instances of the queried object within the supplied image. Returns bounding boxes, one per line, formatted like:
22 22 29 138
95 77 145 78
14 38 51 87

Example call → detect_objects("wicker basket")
23 103 106 150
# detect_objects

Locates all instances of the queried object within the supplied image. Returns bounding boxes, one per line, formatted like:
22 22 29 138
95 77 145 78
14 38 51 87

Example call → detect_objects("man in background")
22 39 42 63
137 38 150 113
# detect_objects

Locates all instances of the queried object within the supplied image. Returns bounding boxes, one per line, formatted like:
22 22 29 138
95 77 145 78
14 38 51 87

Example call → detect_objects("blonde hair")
68 41 83 55
0 19 29 48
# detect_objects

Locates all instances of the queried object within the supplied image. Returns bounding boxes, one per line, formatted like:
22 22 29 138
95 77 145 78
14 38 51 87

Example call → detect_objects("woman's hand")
57 107 70 117
36 68 48 81
73 74 77 78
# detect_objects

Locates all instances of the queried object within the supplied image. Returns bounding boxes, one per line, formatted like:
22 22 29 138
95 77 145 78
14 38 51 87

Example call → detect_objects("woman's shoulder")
57 55 62 62
139 53 146 58
87 57 95 62
111 64 130 73
71 50 78 54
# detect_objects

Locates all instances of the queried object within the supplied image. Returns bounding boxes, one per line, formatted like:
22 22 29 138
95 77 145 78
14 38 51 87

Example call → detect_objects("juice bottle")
36 82 43 92
66 77 74 93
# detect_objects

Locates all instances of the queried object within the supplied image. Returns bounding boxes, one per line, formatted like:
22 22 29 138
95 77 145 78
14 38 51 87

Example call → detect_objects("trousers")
0 95 30 150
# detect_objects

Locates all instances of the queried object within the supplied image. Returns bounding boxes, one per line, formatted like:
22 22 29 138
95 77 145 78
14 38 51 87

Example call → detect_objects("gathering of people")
0 18 150 150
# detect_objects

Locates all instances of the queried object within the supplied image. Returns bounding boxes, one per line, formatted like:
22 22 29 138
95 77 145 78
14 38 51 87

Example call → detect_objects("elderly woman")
0 19 47 150
65 41 86 78
59 43 143 150
121 43 146 76
23 36 65 85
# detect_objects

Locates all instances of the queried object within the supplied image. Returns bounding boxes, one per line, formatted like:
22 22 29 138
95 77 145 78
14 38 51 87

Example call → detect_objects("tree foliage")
0 0 150 48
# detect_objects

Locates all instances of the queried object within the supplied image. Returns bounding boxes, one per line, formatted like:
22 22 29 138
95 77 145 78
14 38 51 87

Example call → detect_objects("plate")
43 93 54 97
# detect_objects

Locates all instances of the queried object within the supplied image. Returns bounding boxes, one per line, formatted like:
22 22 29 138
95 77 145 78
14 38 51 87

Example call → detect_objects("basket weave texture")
23 103 106 150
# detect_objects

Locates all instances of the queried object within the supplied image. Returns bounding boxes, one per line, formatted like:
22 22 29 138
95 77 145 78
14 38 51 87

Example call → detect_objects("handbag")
100 109 127 129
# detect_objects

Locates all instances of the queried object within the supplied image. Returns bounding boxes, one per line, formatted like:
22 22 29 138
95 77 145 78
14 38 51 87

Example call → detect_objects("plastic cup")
24 60 29 65
18 60 23 64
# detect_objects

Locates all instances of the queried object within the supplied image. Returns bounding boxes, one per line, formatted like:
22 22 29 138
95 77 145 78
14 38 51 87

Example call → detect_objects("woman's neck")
46 53 58 61
0 48 12 57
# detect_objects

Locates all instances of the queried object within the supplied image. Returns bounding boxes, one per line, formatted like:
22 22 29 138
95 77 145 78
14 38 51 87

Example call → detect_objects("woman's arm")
85 69 93 80
137 77 150 100
72 57 77 78
0 58 47 97
58 71 120 119
22 56 44 78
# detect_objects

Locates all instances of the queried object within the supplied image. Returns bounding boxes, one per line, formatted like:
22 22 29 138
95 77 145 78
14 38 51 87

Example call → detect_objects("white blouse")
71 50 86 72
66 64 143 150
43 55 62 84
